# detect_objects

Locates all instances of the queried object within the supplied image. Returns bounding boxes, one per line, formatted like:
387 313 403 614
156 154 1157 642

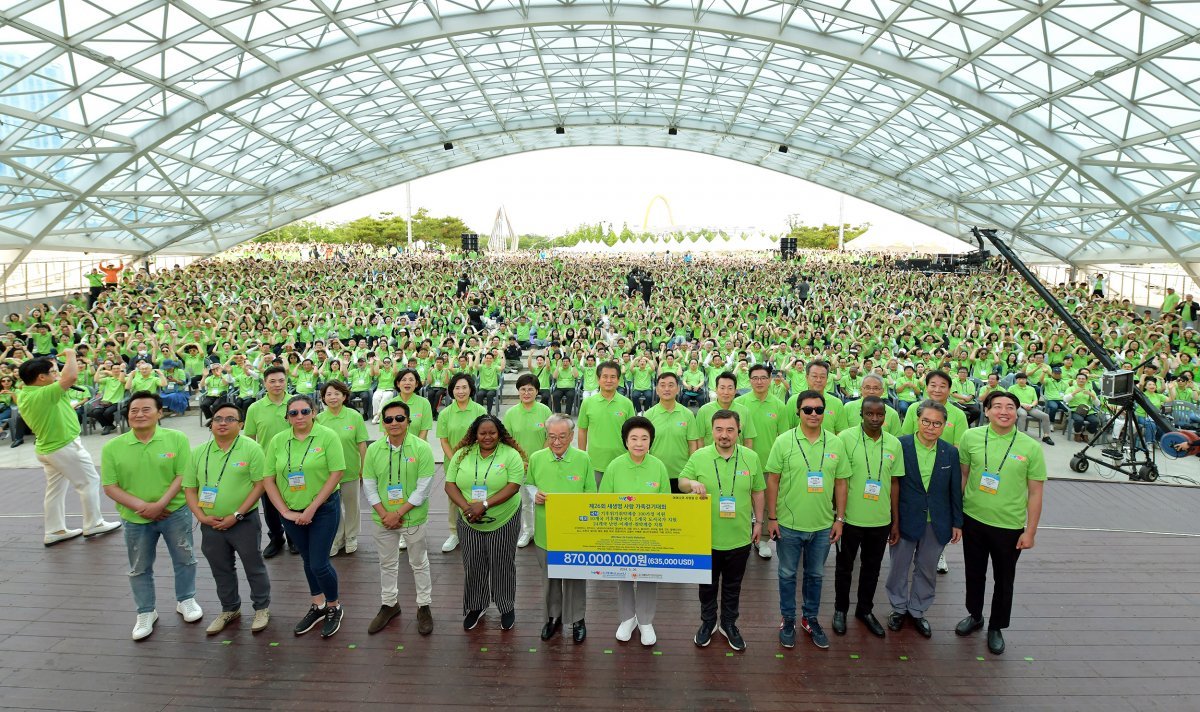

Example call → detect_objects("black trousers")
834 522 890 615
963 514 1023 630
89 402 118 429
699 545 751 625
260 494 287 543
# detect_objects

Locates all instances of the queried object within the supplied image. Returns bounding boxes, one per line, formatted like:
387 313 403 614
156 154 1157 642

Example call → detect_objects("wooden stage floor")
1 468 1199 711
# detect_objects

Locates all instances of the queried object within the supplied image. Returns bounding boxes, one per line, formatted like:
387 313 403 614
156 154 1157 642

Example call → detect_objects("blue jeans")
1138 416 1158 446
897 400 914 417
124 506 197 614
776 525 832 621
281 490 341 601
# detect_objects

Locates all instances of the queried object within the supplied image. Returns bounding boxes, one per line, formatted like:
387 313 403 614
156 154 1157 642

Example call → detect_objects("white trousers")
374 523 433 607
331 480 361 549
38 438 105 535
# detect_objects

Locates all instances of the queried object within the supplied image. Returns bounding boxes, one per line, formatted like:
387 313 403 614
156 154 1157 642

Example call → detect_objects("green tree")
784 221 871 250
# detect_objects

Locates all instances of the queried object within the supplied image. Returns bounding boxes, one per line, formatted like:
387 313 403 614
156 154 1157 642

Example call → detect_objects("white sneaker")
937 553 949 574
517 532 533 548
615 617 637 642
638 623 657 646
756 540 773 559
441 534 459 552
398 538 408 551
83 520 122 538
177 598 203 623
251 608 270 633
206 610 240 635
43 528 83 547
345 539 357 554
132 611 158 640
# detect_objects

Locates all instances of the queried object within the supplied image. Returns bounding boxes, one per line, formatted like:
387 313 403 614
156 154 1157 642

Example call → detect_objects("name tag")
287 471 306 492
979 471 1000 495
807 471 824 494
718 496 737 518
863 479 882 501
198 487 218 509
386 485 405 506
471 486 488 502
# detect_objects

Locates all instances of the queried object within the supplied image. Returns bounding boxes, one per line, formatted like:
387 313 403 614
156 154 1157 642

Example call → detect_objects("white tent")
844 230 973 255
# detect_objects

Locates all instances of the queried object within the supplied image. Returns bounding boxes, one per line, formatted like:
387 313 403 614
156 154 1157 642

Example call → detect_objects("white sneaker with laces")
132 611 158 640
251 608 270 632
937 552 949 574
441 534 459 552
615 617 637 642
206 610 240 635
757 540 773 559
517 532 533 548
638 623 657 646
177 598 203 623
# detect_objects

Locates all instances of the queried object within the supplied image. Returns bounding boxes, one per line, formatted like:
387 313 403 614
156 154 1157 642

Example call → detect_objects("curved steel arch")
1 1 1197 279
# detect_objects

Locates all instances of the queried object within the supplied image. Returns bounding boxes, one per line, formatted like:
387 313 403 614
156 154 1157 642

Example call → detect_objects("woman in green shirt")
436 373 489 552
262 395 348 639
444 415 526 631
599 416 669 647
317 381 368 556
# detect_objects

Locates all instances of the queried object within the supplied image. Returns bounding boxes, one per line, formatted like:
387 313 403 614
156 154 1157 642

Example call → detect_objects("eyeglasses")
546 433 572 441
750 375 770 381
800 406 826 415
287 408 312 417
919 419 946 428
382 415 407 424
211 416 240 424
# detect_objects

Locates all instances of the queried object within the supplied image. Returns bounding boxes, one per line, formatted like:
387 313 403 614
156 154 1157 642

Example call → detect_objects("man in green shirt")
528 414 595 644
735 363 792 561
183 402 271 635
1008 372 1054 445
786 360 846 435
644 372 702 492
697 371 758 449
843 374 901 436
244 365 293 558
577 361 635 486
101 391 201 641
765 389 850 651
18 352 120 546
955 391 1046 656
363 400 436 636
678 409 765 652
831 397 902 639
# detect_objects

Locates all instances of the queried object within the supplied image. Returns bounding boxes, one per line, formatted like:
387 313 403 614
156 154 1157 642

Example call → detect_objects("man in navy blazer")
884 400 963 638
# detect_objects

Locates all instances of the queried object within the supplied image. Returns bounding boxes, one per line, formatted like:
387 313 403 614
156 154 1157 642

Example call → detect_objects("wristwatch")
482 499 490 510
834 515 846 523
234 511 244 522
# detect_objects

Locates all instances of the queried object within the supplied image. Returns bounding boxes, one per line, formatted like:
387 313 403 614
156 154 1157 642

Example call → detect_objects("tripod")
1068 397 1159 482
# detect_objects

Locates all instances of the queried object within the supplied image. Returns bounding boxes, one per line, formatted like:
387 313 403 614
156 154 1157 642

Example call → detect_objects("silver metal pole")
406 183 413 246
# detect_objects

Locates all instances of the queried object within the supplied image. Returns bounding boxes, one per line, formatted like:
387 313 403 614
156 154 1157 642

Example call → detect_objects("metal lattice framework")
2 0 1199 280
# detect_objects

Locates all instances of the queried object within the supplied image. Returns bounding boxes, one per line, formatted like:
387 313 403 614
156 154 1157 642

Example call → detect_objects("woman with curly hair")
444 414 527 631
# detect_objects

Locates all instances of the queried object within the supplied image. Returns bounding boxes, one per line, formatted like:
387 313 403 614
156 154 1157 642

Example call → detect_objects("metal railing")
1030 263 1196 309
1 255 198 303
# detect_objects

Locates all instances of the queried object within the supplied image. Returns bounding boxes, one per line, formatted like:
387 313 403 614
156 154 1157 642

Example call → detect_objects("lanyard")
474 448 498 486
794 430 826 472
286 435 314 472
203 439 236 489
983 427 1018 474
387 441 407 486
860 430 885 481
712 448 741 498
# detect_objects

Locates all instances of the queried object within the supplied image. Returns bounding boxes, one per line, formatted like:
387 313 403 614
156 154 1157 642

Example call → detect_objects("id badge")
979 471 1000 495
386 485 405 506
718 496 737 519
471 486 488 502
863 479 882 501
287 471 306 492
198 486 218 509
807 471 824 493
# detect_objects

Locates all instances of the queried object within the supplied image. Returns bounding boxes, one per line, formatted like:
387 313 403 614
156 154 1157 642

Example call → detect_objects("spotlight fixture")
443 142 453 150
668 127 678 136
778 145 788 153
555 126 565 135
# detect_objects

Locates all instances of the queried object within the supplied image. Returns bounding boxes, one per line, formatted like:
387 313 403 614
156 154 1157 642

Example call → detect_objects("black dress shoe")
831 610 847 635
856 612 886 638
262 538 284 559
540 617 561 641
287 540 298 555
912 616 932 638
987 629 1005 655
572 620 587 644
887 612 905 632
955 615 984 636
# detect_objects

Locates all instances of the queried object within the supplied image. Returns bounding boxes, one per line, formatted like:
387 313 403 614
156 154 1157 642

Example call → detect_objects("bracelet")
768 516 778 521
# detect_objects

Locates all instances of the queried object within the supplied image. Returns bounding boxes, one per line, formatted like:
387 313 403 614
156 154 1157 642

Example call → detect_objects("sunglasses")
211 416 240 425
800 406 826 415
287 408 312 417
382 415 408 424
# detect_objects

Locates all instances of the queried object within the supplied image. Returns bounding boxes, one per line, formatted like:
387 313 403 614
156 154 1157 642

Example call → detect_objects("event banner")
545 493 712 584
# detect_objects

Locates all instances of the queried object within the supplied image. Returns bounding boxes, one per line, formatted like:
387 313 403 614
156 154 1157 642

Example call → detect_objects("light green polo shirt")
446 443 525 532
18 383 80 455
578 391 635 473
387 393 433 434
765 428 850 532
735 391 793 471
843 399 901 436
787 392 846 435
315 406 368 481
901 399 968 447
960 425 1047 530
183 435 265 518
502 401 553 462
696 399 759 447
363 433 435 527
101 427 192 523
527 446 595 549
437 399 488 451
645 401 702 479
598 453 669 494
679 444 765 551
244 395 289 450
838 427 903 528
265 423 347 510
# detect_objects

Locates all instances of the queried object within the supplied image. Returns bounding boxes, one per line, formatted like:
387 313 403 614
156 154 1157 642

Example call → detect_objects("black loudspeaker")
780 237 797 260
461 233 479 252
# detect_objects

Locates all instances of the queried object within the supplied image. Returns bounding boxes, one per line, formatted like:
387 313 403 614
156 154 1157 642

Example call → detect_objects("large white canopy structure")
1 1 1199 281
